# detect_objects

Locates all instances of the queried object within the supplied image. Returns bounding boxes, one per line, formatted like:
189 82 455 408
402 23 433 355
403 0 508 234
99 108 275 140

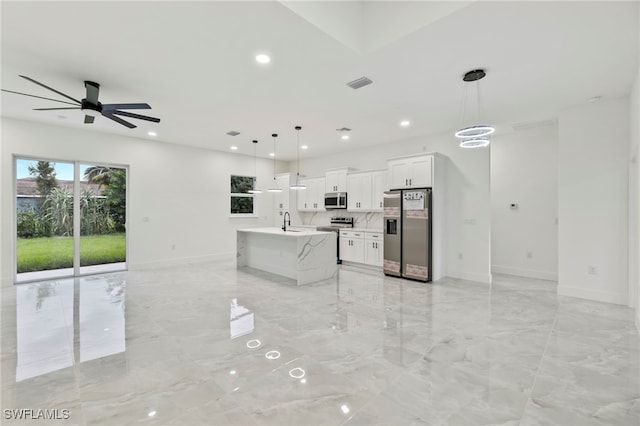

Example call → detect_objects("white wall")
558 97 630 305
295 130 491 284
1 117 282 286
490 124 558 280
630 66 640 328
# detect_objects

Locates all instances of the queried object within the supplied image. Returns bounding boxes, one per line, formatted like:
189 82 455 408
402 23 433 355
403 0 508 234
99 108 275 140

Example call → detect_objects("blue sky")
17 159 91 181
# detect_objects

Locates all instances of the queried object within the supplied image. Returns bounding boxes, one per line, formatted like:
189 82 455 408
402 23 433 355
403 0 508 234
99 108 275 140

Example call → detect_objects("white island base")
237 228 337 285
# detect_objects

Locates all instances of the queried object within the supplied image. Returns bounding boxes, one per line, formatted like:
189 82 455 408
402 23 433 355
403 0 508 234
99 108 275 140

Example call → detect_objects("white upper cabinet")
297 177 325 211
273 174 290 210
325 169 348 193
371 171 386 211
346 173 370 211
387 155 433 189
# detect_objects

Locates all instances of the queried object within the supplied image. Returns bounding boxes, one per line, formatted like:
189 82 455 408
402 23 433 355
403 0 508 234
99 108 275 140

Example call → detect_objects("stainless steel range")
317 217 354 264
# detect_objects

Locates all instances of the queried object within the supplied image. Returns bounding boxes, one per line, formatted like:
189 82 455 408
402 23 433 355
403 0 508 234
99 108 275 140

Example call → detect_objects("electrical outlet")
142 216 149 223
527 252 533 259
458 253 463 260
171 244 176 250
588 265 597 275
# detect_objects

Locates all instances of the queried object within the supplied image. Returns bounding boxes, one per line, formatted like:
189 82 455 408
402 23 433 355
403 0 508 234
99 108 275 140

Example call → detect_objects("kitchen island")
237 228 337 285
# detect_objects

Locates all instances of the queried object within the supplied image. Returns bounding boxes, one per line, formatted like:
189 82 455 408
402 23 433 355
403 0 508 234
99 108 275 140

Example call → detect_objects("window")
230 175 255 215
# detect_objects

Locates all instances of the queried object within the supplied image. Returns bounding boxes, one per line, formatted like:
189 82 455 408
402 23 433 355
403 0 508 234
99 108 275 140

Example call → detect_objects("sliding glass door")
15 157 127 283
79 164 127 275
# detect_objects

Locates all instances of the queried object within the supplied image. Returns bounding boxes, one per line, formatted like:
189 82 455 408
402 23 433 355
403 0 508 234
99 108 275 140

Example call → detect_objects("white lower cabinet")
365 232 383 267
340 230 383 267
339 230 365 263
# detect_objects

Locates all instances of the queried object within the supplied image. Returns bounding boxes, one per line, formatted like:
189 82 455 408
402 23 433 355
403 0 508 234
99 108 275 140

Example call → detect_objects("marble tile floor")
1 259 638 426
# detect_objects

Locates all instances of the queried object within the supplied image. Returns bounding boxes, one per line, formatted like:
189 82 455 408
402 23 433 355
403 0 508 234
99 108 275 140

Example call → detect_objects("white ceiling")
1 1 638 161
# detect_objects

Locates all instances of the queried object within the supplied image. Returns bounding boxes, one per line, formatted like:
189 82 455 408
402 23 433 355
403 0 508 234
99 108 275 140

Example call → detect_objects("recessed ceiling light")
301 145 308 150
256 54 271 64
148 411 156 417
341 135 349 140
400 120 410 127
269 152 275 157
341 405 350 414
230 146 238 150
147 131 157 137
587 96 602 103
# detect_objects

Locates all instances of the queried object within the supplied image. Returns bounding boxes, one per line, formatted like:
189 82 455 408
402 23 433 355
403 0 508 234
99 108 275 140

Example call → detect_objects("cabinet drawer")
340 230 364 239
365 232 382 240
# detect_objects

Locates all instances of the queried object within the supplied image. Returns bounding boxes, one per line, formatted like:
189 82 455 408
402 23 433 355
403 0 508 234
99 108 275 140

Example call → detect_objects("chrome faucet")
282 211 291 232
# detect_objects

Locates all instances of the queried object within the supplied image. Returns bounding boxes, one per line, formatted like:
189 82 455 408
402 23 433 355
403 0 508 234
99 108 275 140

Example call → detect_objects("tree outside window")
230 175 255 215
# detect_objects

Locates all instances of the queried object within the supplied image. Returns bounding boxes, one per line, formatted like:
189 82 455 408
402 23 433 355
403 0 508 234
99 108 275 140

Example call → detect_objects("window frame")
229 174 257 218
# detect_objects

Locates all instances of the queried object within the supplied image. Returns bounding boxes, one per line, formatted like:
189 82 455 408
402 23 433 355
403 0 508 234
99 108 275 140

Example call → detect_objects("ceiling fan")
1 75 161 129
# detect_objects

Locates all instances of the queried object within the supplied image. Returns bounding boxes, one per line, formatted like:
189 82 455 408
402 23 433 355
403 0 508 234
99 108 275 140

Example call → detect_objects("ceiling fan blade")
33 107 80 111
84 81 100 104
1 89 79 106
101 103 151 111
84 115 95 124
102 112 136 129
111 110 161 123
19 75 81 104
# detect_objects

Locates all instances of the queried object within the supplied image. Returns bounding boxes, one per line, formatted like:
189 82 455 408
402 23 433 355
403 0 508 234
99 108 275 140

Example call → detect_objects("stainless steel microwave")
324 192 347 209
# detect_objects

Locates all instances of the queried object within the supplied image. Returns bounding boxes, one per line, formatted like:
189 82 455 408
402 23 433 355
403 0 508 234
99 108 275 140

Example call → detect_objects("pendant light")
267 133 283 193
290 125 306 190
247 140 262 194
455 69 494 148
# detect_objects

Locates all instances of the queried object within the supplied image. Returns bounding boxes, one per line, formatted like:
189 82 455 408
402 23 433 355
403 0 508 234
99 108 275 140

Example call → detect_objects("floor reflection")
2 263 638 426
14 276 126 382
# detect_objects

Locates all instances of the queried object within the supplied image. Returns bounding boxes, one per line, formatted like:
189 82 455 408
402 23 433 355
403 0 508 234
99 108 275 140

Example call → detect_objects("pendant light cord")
272 133 277 184
253 140 258 190
295 126 302 184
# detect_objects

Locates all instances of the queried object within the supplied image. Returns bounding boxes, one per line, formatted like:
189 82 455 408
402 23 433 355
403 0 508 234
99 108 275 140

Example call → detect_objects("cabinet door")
351 238 365 263
326 170 347 192
388 159 409 189
275 175 290 209
339 237 352 262
359 174 372 210
347 174 361 210
274 209 286 227
297 180 309 210
336 171 347 192
311 178 326 211
371 171 386 211
409 156 432 187
365 240 377 265
325 172 338 193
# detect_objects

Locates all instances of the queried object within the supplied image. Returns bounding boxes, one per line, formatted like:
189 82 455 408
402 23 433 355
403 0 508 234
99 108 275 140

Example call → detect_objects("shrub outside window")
230 175 255 215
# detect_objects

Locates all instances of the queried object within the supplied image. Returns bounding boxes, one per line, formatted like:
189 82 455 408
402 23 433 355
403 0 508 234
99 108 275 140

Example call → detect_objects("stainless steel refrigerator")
383 188 432 282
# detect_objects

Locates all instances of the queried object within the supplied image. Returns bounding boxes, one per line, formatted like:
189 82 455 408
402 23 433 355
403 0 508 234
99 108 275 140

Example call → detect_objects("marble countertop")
238 227 331 237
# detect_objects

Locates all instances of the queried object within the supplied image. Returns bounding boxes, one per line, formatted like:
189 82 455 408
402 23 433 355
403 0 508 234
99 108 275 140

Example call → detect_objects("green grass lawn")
17 233 126 273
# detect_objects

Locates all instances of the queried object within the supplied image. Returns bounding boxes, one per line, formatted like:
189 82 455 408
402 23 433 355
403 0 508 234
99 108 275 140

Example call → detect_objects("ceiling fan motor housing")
80 99 102 116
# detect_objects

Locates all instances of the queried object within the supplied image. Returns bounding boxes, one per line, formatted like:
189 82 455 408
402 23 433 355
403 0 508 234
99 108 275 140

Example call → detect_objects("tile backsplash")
300 211 383 230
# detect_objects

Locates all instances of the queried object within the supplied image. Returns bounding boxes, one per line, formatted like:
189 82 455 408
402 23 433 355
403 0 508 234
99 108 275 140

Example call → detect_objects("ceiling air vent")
226 130 240 136
346 77 373 90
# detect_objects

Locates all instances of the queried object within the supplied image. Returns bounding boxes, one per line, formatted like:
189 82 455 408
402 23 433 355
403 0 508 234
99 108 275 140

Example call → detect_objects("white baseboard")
492 265 558 281
446 270 492 284
129 252 235 271
557 285 628 306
